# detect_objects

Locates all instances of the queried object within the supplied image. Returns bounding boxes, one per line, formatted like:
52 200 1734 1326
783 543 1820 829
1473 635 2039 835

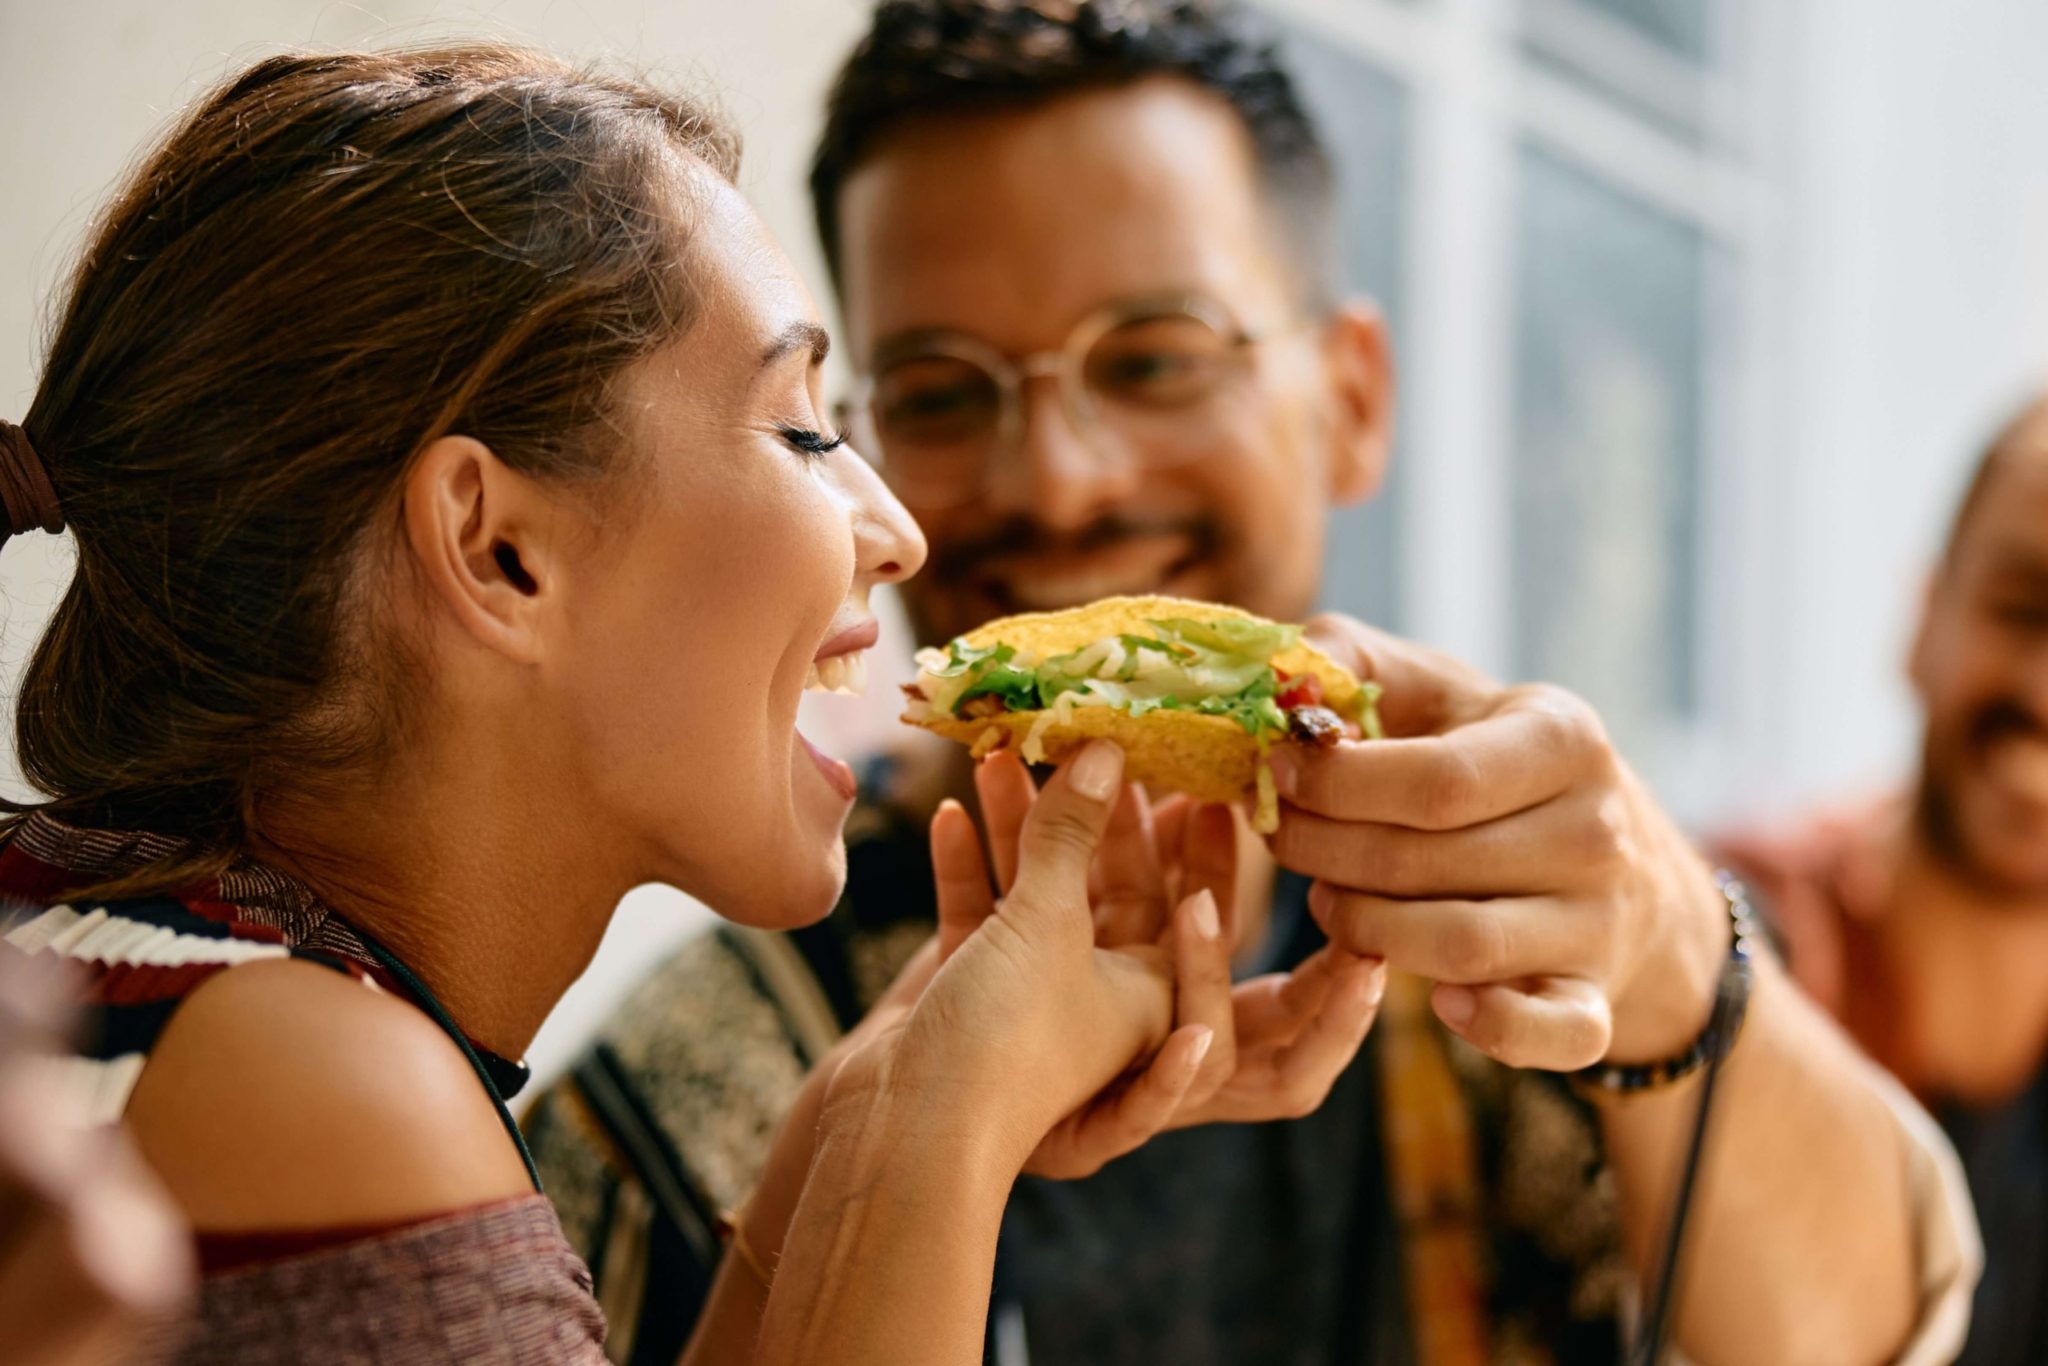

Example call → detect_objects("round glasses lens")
872 354 1004 450
1082 310 1236 411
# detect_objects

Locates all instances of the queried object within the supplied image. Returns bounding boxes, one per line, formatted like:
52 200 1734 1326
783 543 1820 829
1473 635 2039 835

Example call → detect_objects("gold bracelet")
716 1206 774 1287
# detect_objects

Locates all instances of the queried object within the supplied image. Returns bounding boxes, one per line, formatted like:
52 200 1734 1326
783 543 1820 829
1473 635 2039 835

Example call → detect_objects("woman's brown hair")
8 46 739 893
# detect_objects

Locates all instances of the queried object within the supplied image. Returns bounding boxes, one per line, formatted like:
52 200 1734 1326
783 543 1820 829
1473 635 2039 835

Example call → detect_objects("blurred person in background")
1717 391 2048 1365
526 3 1978 1363
0 944 193 1366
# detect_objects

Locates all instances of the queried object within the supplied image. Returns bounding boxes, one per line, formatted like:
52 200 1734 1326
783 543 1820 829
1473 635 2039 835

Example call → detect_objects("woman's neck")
253 729 629 1062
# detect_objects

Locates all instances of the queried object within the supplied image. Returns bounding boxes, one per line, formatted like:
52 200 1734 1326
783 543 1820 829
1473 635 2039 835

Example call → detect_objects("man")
524 4 1976 1362
1715 394 2048 1364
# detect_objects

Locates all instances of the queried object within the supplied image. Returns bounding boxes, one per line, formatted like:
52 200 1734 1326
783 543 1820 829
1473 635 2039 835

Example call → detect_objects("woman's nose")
848 451 928 585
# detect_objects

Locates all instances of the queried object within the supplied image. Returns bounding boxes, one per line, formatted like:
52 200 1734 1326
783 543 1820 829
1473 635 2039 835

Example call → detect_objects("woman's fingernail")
1267 749 1298 799
1188 889 1221 941
1068 741 1123 801
1361 959 1388 1009
1433 984 1477 1028
1186 1026 1216 1068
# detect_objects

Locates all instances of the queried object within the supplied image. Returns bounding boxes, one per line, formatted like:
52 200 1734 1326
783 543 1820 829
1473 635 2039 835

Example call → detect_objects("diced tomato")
1276 673 1322 710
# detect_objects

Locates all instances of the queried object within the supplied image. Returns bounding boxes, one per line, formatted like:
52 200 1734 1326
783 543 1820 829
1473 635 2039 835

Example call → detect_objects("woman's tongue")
797 728 857 801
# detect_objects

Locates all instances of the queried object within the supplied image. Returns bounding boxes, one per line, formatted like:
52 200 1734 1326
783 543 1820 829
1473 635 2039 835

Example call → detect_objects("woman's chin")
713 835 848 930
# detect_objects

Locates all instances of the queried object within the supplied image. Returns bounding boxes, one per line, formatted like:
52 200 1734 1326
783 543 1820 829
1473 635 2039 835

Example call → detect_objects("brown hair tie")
0 421 64 537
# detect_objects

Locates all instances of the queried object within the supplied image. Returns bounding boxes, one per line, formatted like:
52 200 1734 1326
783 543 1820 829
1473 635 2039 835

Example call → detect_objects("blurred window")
1271 30 1410 632
1257 0 1765 807
1575 0 1708 61
1512 146 1706 743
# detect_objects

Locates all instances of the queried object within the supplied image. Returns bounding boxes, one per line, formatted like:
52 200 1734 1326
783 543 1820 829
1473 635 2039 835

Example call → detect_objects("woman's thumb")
1005 741 1124 932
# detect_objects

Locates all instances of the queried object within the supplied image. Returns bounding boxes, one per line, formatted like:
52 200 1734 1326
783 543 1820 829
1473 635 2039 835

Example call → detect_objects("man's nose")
984 376 1140 532
2016 637 2048 719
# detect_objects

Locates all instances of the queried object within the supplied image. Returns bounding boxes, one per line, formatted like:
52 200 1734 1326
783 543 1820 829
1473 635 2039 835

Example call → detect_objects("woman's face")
551 171 924 925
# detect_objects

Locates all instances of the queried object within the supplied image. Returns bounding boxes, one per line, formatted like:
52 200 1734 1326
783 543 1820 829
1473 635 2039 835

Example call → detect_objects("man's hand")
1266 615 1728 1068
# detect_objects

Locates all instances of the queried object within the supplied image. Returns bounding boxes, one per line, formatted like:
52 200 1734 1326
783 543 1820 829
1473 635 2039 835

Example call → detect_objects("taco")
899 596 1382 833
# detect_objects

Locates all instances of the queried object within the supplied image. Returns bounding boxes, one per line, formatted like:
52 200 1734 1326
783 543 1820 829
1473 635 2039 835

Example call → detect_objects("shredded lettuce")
922 640 1007 677
918 615 1327 738
1147 616 1299 659
956 663 1040 711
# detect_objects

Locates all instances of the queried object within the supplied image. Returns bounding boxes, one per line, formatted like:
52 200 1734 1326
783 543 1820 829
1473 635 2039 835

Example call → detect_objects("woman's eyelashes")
778 424 847 460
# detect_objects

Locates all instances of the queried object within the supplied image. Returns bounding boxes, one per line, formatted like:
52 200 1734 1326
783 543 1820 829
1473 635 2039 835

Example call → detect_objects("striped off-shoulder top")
0 812 608 1365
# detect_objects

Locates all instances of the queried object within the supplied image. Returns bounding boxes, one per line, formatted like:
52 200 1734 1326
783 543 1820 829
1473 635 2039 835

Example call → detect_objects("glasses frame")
842 293 1313 507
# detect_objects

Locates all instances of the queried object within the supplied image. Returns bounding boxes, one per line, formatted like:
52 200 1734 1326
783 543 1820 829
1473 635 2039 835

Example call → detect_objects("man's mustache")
931 514 1223 580
1969 699 2048 750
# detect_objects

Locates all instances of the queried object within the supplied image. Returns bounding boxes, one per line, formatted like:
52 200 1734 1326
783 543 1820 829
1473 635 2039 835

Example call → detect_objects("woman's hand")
945 750 1387 1179
830 741 1205 1173
701 742 1381 1366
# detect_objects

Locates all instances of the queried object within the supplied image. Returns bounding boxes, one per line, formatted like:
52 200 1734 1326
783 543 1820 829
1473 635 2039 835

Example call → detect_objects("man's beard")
904 511 1226 644
1915 698 2048 902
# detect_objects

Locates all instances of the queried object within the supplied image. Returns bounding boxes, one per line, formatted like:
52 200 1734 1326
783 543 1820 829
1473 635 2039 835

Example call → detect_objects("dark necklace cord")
1626 875 1760 1365
1630 946 1761 1359
347 922 543 1193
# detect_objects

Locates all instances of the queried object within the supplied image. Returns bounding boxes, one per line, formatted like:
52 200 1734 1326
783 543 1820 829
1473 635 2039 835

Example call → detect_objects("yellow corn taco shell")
902 596 1370 817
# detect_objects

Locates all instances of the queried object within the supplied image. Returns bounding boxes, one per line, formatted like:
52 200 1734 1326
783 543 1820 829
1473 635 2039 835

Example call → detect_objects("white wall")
1760 0 2048 818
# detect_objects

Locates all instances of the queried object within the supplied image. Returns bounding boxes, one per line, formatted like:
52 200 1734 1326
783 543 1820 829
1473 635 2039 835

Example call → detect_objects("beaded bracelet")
1570 872 1760 1099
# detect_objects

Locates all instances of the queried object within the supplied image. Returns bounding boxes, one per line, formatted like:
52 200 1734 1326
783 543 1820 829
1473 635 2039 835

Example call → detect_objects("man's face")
1912 405 2048 895
834 77 1389 645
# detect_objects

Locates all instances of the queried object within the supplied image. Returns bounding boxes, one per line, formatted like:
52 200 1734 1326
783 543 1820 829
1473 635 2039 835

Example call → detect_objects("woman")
0 46 1382 1364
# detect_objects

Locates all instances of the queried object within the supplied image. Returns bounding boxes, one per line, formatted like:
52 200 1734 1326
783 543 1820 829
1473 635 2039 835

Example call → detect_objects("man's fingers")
1267 699 1600 830
975 749 1038 894
1170 891 1235 1101
1306 888 1620 1069
1273 789 1616 899
1095 783 1167 947
1007 742 1126 929
1306 885 1606 985
930 799 997 962
1431 976 1612 1070
1300 613 1493 737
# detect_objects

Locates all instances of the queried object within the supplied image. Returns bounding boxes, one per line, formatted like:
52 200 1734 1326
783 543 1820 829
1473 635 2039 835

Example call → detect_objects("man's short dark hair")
810 0 1336 307
1941 391 2048 569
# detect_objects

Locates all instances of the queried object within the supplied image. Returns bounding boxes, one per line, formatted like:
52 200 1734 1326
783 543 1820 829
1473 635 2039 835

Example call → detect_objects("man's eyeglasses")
841 294 1312 509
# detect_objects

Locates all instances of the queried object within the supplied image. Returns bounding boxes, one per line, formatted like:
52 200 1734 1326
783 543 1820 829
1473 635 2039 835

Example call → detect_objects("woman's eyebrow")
758 320 832 371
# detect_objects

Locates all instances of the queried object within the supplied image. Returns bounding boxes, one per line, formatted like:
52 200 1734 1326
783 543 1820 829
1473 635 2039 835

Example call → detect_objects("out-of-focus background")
4 0 2047 1085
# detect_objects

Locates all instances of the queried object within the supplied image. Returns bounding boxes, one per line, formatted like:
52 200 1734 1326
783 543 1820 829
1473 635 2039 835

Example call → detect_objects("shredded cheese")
1252 760 1279 835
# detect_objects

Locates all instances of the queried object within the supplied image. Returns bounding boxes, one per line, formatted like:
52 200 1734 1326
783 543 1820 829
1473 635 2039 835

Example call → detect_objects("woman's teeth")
805 650 869 696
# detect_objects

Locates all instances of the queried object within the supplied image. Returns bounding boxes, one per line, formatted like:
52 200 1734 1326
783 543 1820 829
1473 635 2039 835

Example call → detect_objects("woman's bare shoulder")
122 956 532 1231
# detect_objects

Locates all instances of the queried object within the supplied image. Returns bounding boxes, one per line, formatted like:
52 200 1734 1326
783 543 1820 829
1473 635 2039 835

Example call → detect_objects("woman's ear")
400 435 557 664
1318 300 1397 507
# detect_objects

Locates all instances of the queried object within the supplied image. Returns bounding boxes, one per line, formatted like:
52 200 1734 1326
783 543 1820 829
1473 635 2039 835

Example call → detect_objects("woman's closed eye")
779 425 847 461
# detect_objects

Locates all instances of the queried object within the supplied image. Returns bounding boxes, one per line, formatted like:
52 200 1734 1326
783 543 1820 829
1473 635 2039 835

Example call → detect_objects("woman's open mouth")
796 729 857 801
805 617 879 694
796 616 879 802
